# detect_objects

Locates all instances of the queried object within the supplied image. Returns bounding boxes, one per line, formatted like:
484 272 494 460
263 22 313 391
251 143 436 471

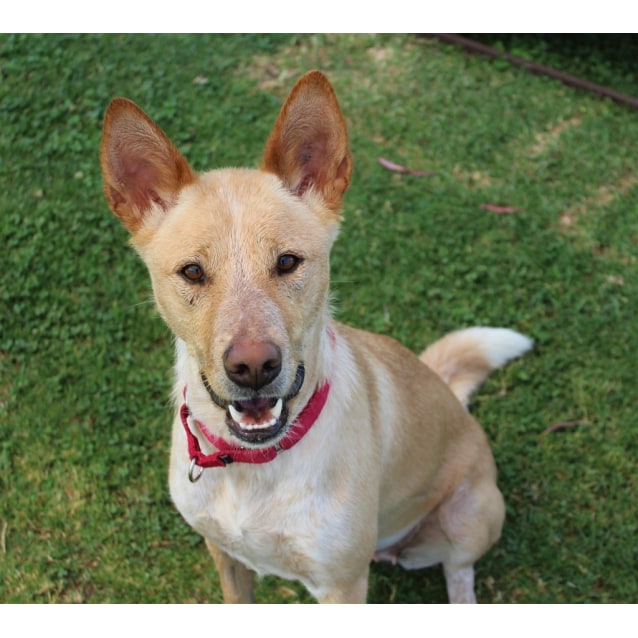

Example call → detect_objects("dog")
100 70 532 603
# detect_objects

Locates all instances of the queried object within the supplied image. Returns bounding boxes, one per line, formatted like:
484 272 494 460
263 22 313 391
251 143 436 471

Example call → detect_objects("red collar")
181 381 330 481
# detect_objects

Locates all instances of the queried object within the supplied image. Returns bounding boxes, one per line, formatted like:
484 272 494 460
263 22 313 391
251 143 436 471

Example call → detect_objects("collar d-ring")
189 458 205 483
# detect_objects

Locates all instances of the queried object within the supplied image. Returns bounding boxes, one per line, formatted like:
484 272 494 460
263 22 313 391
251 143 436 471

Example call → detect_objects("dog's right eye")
181 264 205 283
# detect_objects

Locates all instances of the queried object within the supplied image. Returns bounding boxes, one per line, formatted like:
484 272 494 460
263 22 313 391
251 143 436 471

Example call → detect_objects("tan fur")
101 71 531 603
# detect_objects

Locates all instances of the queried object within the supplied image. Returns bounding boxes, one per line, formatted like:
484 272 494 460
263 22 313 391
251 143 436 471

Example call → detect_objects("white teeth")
271 398 283 419
228 404 244 424
228 398 284 431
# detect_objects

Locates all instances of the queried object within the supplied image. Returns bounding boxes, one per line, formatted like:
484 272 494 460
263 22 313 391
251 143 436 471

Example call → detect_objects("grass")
1 33 637 604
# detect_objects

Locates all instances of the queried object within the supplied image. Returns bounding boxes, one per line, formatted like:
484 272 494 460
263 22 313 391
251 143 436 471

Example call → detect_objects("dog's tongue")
229 397 283 430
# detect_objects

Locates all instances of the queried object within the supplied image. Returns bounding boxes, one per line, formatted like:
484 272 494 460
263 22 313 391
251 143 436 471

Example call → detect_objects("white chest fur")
168 412 376 593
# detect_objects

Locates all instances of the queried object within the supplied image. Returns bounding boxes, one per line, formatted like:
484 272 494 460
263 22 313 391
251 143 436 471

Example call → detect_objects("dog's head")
101 71 352 446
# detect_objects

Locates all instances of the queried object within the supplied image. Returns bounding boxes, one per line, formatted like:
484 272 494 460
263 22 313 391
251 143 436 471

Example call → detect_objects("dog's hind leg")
205 540 255 603
443 564 477 604
396 475 504 603
438 475 505 604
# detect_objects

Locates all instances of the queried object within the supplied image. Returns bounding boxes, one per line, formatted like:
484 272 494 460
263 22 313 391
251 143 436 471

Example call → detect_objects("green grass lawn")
1 33 637 603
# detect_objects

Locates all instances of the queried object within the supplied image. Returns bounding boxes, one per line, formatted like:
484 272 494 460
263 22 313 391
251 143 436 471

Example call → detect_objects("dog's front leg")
316 569 369 604
205 540 255 603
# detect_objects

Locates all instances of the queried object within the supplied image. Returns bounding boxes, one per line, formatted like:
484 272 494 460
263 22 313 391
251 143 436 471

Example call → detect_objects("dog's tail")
420 327 533 407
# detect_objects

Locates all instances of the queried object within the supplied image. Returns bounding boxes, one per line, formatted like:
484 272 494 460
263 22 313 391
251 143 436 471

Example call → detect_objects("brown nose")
223 341 282 390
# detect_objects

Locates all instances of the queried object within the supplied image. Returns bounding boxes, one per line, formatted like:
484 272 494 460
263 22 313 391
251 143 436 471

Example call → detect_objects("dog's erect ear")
261 71 352 213
100 98 195 233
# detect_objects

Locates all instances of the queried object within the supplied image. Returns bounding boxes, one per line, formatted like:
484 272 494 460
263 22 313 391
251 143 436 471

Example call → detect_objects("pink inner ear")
293 140 326 196
107 184 127 208
294 174 313 197
117 153 169 212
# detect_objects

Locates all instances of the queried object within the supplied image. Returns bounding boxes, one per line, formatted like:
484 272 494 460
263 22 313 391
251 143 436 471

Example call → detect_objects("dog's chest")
172 464 340 581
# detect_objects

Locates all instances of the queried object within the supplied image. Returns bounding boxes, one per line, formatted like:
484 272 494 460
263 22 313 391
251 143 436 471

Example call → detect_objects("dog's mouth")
200 365 305 445
227 396 289 444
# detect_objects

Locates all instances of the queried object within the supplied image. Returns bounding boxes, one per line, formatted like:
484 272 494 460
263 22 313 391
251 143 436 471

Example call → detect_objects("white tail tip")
421 326 533 407
461 327 533 369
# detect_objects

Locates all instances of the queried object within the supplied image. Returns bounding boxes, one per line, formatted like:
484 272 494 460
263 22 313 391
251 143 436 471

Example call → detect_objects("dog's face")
135 169 337 444
101 72 352 446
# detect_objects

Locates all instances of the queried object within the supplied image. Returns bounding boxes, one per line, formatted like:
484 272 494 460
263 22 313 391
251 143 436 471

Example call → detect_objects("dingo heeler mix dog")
101 71 532 603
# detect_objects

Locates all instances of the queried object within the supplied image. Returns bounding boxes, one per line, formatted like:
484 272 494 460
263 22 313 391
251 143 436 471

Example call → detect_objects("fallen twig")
422 34 638 111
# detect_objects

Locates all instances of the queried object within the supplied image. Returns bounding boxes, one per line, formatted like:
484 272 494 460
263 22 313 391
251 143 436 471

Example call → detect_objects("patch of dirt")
559 171 638 232
528 115 583 156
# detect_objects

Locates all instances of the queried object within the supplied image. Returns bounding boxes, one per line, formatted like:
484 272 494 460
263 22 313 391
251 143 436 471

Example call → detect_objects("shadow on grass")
463 34 638 97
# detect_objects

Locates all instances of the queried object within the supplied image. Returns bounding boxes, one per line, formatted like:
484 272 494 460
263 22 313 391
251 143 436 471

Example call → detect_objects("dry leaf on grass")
545 420 588 433
378 157 433 176
480 203 525 214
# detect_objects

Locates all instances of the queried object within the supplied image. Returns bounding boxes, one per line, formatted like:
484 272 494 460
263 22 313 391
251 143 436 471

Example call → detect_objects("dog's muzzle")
200 364 305 445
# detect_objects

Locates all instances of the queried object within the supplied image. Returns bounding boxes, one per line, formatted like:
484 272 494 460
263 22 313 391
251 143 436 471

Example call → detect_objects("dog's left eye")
276 254 302 275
